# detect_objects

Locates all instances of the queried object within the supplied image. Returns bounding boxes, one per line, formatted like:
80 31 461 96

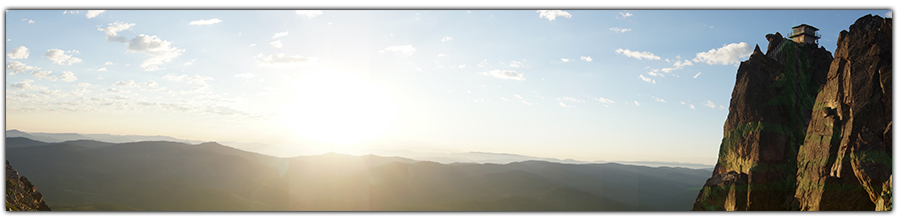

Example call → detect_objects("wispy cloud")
558 102 575 108
295 10 324 19
479 70 525 81
557 97 586 104
127 34 185 71
269 40 283 49
10 79 48 91
255 53 317 67
509 60 524 68
272 31 289 39
692 42 753 65
580 56 593 62
560 58 570 62
693 72 702 79
59 71 78 82
652 96 666 103
6 61 39 75
99 22 135 43
30 71 56 81
43 49 82 65
189 18 222 25
441 36 453 42
616 49 660 60
86 10 105 19
639 74 656 83
7 46 29 59
609 27 631 33
703 100 716 108
536 10 572 21
594 97 614 104
634 101 640 106
379 45 416 55
616 11 633 19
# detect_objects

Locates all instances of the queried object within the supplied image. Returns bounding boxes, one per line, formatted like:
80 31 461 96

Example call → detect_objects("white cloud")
471 98 489 103
594 98 614 104
617 11 633 19
634 101 640 106
509 60 524 68
478 59 489 67
30 70 57 81
693 72 702 79
104 87 129 93
536 10 572 21
647 70 664 77
379 45 416 55
114 80 138 87
249 44 257 47
99 22 135 43
10 79 48 91
189 18 222 25
479 70 525 81
59 71 77 82
140 80 165 91
6 61 39 75
86 10 105 19
295 10 324 19
71 88 91 96
560 58 570 62
126 34 186 71
255 53 318 67
27 20 35 24
441 36 453 42
269 40 283 49
7 46 29 59
43 49 83 65
692 42 753 65
104 61 115 66
680 101 686 105
235 73 256 79
690 104 696 109
609 27 632 33
557 97 585 103
522 100 533 105
75 82 92 87
514 94 524 99
162 73 187 81
437 53 446 57
97 67 108 72
500 97 510 101
580 56 593 62
184 59 197 66
615 49 661 60
558 102 575 108
272 31 289 39
638 74 655 83
652 96 666 103
703 100 716 108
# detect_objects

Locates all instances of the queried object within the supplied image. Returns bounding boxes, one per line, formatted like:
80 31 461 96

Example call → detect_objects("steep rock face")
693 30 834 210
6 160 52 211
794 15 892 211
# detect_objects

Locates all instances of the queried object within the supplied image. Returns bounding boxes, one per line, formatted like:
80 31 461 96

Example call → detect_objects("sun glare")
279 71 397 146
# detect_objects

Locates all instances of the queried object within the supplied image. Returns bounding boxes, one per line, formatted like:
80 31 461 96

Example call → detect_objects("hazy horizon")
5 10 890 165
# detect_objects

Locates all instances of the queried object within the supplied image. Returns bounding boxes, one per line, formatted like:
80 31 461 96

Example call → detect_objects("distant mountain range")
5 129 714 169
6 136 711 211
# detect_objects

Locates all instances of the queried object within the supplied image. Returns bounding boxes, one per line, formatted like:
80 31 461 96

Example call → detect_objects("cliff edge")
6 160 52 211
693 14 891 211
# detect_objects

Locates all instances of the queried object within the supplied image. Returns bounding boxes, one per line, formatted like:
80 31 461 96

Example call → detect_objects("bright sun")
279 71 397 146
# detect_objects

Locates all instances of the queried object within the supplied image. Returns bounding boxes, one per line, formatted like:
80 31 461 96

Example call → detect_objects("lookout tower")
789 24 820 45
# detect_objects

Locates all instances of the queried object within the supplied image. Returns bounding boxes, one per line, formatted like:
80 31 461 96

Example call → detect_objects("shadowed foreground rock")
6 160 52 211
693 14 891 211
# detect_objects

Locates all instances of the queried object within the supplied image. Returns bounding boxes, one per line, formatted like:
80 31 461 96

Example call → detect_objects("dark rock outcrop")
693 14 892 211
794 14 892 211
6 160 52 211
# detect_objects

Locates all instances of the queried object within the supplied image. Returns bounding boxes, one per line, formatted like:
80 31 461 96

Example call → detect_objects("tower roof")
792 24 819 30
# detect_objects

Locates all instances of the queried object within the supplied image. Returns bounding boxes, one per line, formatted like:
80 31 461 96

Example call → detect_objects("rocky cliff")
693 15 891 211
6 160 52 211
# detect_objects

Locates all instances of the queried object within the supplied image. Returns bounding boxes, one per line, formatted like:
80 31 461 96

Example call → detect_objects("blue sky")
5 9 891 164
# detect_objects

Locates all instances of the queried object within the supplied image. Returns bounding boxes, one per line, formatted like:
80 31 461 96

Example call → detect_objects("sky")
4 9 892 165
